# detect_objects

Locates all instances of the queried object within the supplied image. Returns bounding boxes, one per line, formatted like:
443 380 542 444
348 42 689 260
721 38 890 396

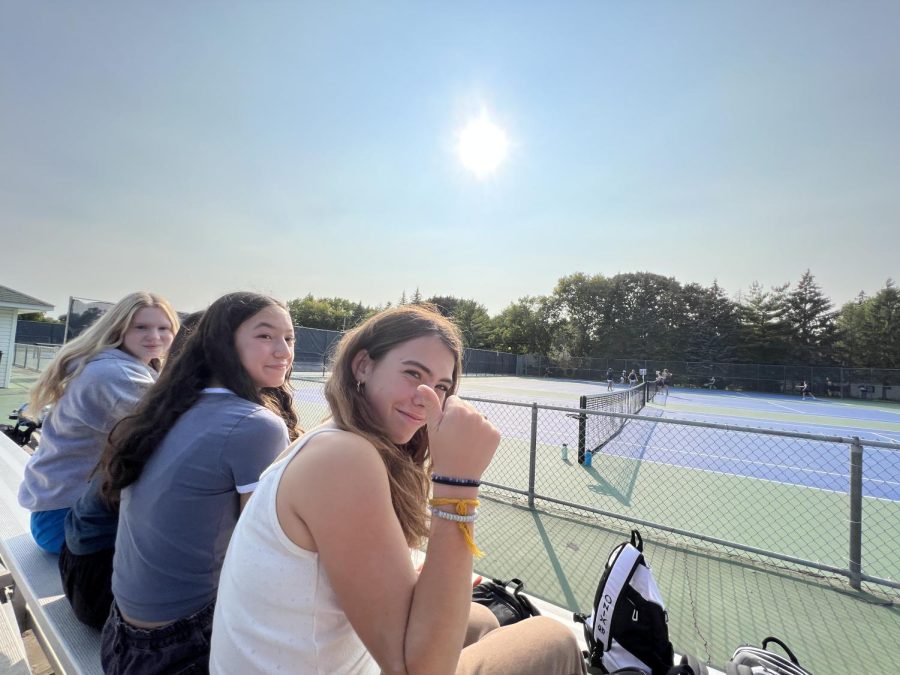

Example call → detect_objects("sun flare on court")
457 113 509 177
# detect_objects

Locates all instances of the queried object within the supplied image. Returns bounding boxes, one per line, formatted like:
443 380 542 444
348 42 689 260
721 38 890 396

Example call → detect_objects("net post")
849 437 863 590
528 403 538 509
577 395 587 465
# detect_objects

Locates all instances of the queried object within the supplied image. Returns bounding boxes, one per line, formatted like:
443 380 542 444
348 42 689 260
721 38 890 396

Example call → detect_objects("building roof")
0 285 54 312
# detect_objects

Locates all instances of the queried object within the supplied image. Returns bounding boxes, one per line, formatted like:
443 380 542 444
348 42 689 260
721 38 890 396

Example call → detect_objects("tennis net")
577 383 648 459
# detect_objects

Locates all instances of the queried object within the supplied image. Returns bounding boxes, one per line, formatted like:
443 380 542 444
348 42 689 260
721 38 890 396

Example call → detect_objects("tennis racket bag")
726 637 813 675
574 530 677 675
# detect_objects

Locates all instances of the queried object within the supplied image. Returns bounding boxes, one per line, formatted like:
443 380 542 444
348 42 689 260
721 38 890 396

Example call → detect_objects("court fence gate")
291 377 899 598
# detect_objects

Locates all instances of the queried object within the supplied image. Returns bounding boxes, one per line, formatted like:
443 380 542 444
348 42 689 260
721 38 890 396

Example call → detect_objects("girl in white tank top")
210 306 585 674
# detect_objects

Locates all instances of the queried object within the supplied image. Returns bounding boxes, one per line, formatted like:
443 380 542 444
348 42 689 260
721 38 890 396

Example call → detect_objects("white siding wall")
0 308 15 388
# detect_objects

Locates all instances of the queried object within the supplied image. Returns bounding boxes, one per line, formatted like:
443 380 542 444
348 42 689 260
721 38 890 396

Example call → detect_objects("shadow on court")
586 408 664 505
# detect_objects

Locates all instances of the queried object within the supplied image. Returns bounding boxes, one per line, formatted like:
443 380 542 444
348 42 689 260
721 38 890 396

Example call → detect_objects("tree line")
24 271 898 368
287 271 900 369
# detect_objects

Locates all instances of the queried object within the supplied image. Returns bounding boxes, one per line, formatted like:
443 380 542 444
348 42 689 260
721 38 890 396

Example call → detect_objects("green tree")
837 281 900 367
550 273 609 355
488 296 554 354
426 296 462 318
452 299 491 348
785 270 837 364
19 312 61 323
684 281 742 364
737 281 793 363
286 295 373 331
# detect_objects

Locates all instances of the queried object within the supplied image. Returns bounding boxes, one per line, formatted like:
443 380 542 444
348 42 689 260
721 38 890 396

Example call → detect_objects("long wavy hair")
29 292 179 413
325 304 463 547
99 292 301 501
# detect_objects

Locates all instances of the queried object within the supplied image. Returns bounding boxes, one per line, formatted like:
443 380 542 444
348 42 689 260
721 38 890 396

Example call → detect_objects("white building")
0 285 54 388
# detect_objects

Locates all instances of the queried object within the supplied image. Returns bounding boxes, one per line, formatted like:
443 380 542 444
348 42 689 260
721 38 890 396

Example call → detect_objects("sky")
2 1 898 317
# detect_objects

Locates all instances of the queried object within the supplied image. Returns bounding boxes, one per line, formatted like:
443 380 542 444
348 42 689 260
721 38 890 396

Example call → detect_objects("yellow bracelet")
428 498 484 558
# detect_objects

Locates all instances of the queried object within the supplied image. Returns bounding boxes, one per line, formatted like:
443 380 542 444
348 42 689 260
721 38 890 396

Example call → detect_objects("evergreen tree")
785 270 837 364
737 281 793 363
684 281 741 364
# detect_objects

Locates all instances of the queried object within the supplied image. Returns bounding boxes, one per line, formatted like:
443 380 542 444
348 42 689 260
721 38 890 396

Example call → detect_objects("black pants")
58 541 114 630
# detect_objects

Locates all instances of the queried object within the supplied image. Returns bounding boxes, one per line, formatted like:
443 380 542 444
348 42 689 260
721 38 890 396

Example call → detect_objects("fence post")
849 437 863 590
577 395 587 465
528 404 538 510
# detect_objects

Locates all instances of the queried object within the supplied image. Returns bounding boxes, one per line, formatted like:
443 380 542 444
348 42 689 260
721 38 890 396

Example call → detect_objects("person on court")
799 380 814 400
606 367 614 391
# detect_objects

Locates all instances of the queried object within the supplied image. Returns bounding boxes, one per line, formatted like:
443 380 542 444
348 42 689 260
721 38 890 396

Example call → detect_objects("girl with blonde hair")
18 291 178 553
210 304 585 674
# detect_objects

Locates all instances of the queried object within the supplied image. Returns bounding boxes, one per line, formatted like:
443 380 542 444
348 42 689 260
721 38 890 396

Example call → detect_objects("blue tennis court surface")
455 377 900 501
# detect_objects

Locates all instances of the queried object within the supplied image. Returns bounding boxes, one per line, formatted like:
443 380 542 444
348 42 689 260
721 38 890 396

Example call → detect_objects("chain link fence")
519 356 899 401
13 343 61 372
291 377 899 598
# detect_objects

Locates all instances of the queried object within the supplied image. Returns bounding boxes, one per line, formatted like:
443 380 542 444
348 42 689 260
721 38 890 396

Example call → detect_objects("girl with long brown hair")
98 292 300 674
210 304 584 674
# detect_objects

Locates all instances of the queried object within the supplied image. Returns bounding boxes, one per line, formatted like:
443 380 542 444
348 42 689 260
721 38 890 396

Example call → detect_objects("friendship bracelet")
428 497 484 558
428 506 478 523
429 497 480 512
431 473 481 487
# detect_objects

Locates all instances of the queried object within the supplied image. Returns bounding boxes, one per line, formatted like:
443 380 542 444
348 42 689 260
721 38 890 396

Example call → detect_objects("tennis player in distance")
210 304 585 674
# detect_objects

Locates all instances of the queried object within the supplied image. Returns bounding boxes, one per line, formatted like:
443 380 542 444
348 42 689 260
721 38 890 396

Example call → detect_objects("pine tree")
785 270 837 364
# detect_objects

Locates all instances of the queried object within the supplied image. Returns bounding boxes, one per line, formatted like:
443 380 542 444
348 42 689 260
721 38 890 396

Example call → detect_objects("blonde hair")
29 292 179 413
324 304 463 548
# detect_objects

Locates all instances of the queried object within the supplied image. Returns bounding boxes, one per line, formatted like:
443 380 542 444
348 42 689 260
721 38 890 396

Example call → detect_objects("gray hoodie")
18 348 158 512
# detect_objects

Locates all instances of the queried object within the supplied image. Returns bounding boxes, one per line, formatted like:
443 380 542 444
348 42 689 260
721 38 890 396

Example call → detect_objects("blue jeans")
100 600 215 675
30 508 70 554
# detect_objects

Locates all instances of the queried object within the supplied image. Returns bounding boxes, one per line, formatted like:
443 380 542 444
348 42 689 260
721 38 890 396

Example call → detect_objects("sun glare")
457 113 509 177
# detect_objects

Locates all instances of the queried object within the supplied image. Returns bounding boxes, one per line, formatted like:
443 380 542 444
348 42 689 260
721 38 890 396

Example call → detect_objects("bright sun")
457 113 509 177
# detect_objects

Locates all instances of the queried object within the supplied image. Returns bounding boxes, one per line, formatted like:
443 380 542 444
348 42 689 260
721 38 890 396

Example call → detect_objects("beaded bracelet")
428 497 484 558
431 473 481 487
428 506 478 523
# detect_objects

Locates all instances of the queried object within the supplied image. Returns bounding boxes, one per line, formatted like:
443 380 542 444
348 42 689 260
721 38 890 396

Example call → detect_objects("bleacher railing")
291 376 899 598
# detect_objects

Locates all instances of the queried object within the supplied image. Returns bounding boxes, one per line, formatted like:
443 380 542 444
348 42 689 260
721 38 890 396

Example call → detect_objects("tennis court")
281 374 900 671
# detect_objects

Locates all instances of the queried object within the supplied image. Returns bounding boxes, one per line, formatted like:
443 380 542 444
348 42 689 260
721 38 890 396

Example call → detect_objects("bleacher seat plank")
1 433 102 675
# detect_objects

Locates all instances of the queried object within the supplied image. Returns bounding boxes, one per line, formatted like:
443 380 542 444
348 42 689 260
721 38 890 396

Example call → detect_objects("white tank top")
209 426 381 675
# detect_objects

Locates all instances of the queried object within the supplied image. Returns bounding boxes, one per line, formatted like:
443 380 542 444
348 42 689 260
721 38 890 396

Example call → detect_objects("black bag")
472 577 540 626
726 637 813 675
574 530 679 675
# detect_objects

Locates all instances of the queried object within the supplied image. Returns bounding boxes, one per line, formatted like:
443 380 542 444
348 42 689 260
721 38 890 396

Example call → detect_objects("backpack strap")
593 543 644 651
630 529 643 551
761 636 800 665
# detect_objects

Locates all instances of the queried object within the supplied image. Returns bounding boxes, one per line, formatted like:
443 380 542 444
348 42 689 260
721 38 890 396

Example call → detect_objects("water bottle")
584 450 593 468
561 443 568 461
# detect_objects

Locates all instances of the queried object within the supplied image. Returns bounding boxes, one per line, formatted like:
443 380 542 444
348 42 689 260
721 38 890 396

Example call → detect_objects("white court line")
761 398 808 415
871 432 900 444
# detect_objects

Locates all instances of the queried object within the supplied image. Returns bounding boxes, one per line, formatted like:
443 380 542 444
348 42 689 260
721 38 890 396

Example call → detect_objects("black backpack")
575 530 706 675
472 577 541 626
